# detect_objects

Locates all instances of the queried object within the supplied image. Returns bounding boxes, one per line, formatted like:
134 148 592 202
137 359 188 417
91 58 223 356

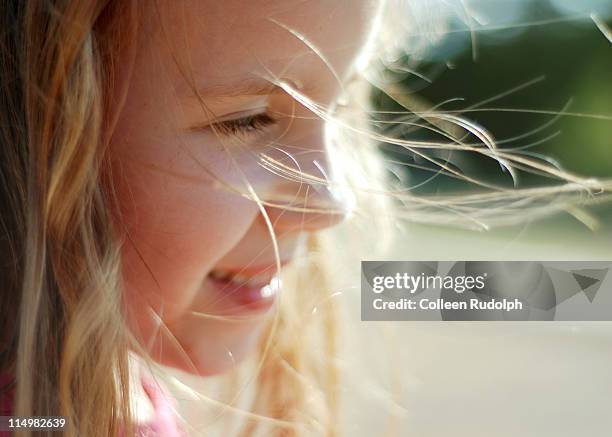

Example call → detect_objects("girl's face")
110 0 376 375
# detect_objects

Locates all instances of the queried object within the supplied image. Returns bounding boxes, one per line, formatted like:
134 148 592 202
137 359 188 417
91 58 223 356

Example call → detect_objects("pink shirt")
0 373 185 436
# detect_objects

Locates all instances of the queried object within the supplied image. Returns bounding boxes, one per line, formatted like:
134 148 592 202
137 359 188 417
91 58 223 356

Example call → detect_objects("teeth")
261 277 282 298
209 268 281 292
232 273 250 284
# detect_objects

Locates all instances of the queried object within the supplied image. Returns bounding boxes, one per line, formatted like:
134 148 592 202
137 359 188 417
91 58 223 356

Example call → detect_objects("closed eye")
210 112 277 138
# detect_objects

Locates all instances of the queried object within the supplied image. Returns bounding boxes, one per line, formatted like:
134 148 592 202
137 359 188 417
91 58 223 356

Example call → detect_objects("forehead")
151 0 376 93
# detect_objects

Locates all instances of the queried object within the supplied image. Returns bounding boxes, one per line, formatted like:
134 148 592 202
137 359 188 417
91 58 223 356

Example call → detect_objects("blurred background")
336 1 612 436
372 0 612 236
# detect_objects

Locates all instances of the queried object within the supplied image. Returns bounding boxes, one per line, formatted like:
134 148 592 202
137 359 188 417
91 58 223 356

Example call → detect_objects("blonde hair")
1 1 137 435
0 2 384 436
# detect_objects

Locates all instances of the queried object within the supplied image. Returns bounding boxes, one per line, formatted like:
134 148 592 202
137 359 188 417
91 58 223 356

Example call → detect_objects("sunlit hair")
0 1 385 436
1 0 610 437
0 1 138 435
361 0 612 231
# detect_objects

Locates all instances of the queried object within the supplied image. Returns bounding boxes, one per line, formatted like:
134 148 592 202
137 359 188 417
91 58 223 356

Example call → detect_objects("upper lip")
209 260 291 277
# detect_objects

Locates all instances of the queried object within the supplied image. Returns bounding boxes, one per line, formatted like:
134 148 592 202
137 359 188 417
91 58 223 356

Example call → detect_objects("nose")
256 125 355 232
261 177 354 233
253 97 355 233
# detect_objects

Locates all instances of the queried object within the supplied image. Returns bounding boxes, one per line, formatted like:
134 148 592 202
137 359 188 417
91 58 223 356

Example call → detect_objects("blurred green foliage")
375 1 611 197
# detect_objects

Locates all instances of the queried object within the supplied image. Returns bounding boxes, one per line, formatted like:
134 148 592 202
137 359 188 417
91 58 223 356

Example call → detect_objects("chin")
165 320 269 377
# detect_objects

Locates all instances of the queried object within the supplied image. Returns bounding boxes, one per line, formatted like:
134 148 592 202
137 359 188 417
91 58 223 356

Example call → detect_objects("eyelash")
212 112 277 137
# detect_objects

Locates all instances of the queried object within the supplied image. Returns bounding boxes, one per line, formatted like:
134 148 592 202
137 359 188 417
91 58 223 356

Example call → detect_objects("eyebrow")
193 77 283 98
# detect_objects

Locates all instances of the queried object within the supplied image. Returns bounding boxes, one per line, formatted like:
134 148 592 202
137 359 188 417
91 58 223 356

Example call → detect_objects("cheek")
111 152 261 337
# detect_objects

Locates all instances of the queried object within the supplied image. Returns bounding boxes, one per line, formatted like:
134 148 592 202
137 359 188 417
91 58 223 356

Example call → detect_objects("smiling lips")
207 263 286 310
209 267 276 289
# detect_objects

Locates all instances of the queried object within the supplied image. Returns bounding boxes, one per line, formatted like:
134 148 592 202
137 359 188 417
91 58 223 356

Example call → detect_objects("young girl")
1 1 609 436
0 1 387 435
